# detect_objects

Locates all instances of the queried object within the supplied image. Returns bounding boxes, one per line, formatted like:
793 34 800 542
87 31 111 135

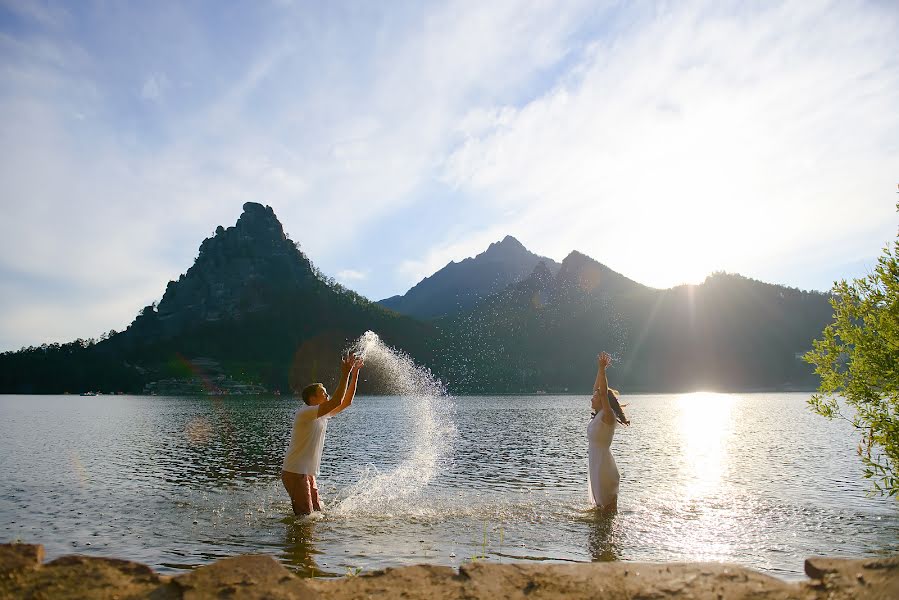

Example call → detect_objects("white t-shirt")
282 404 330 476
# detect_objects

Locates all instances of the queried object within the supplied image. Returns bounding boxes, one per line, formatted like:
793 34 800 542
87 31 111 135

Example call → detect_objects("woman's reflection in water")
282 518 323 577
587 511 620 562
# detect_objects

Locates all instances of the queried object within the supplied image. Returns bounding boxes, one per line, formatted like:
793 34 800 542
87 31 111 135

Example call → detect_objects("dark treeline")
0 339 143 394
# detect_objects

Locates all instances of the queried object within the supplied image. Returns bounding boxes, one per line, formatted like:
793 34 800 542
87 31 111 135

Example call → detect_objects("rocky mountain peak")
480 235 528 260
531 260 553 282
379 235 560 319
560 250 593 268
234 202 284 240
512 260 555 297
125 203 316 339
197 202 289 258
556 250 647 295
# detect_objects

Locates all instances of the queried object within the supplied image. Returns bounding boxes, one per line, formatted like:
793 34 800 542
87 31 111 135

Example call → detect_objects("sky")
1 0 897 351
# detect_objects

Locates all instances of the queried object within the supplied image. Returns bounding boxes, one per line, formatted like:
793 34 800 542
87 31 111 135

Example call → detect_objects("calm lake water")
1 393 897 581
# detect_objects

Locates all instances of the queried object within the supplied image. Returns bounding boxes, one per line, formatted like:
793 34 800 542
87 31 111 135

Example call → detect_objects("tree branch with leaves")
805 201 899 497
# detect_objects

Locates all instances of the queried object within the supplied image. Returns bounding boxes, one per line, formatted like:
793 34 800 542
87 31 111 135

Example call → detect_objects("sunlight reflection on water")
677 392 735 499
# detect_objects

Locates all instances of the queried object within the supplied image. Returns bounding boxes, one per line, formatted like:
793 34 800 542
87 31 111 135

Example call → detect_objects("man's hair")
302 383 323 405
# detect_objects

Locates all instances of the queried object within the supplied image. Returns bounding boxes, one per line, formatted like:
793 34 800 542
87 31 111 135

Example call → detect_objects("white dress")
587 409 619 508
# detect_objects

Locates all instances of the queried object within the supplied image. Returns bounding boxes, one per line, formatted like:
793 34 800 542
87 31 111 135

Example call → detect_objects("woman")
588 351 630 512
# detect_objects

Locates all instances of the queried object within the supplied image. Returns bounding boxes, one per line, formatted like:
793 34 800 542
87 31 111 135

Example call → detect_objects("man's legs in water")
281 470 313 515
310 475 321 511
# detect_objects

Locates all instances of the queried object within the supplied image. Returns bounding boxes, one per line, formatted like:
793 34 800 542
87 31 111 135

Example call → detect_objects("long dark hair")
607 389 630 426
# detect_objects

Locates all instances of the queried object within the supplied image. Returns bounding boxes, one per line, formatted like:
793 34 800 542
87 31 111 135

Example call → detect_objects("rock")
0 543 44 574
2 543 897 599
805 556 843 579
175 554 317 599
805 555 899 600
0 549 176 599
310 560 797 599
310 564 460 600
446 561 795 600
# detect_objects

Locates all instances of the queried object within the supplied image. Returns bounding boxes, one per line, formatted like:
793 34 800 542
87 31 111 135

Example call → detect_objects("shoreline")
2 543 896 599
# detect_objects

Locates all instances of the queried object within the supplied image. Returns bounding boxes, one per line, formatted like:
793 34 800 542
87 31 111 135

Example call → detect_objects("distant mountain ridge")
379 235 560 319
430 249 832 393
0 203 834 395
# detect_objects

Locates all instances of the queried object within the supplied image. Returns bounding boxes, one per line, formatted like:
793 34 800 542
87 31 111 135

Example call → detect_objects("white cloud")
140 72 168 102
336 269 368 283
255 0 597 252
0 2 596 348
0 280 161 350
1 1 897 349
441 0 899 288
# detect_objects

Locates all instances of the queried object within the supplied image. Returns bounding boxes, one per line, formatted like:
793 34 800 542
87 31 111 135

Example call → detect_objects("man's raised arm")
332 358 363 416
317 354 355 418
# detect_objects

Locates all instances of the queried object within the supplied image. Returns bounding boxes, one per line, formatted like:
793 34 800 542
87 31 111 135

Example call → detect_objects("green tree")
805 202 899 497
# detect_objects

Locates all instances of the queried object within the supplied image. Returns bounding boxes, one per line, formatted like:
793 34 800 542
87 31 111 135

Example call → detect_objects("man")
282 353 363 515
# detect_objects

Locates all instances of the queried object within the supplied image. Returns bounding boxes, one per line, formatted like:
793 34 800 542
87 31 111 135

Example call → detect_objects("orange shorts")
281 470 321 515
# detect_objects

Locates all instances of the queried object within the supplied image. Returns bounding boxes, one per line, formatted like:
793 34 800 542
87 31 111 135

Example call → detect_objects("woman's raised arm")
592 352 614 424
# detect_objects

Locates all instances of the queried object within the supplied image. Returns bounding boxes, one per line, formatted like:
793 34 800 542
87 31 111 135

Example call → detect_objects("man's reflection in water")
587 511 620 562
282 518 323 577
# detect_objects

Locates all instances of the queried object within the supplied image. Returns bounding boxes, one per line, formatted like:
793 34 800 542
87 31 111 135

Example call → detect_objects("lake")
1 393 896 581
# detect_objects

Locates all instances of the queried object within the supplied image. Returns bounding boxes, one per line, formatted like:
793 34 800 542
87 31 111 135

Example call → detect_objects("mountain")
121 202 317 341
0 203 431 394
429 250 833 393
0 205 835 395
379 235 560 319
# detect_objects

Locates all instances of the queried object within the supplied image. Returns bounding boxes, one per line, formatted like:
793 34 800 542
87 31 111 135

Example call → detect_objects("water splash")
332 331 455 515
